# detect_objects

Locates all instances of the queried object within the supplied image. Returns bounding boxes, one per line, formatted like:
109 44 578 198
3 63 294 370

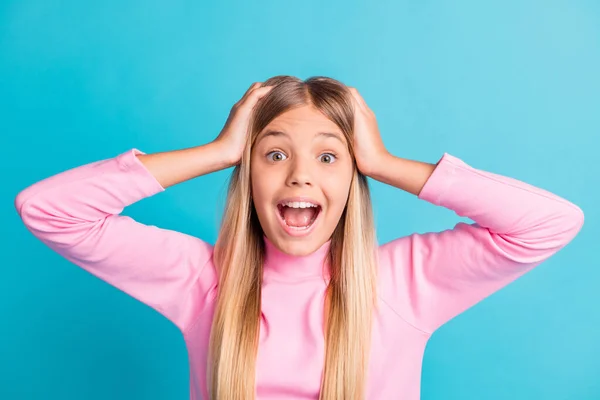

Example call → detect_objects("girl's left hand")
348 87 389 176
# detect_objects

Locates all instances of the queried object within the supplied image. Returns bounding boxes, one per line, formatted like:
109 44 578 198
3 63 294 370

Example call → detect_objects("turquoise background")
2 0 597 399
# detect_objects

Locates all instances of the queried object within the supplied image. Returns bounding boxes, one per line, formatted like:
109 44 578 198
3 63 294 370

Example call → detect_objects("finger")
233 83 260 108
351 87 373 114
352 88 367 107
348 87 366 111
238 82 264 103
241 85 274 108
347 86 361 102
251 85 274 98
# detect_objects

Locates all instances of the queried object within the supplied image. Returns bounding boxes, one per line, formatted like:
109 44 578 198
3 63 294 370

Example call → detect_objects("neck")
262 234 332 281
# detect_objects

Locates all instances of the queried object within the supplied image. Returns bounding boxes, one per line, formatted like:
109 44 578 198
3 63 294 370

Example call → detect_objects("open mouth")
276 202 322 231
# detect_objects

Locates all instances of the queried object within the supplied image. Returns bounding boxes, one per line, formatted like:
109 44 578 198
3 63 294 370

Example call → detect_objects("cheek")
323 165 353 191
251 170 277 216
251 178 267 205
322 172 352 209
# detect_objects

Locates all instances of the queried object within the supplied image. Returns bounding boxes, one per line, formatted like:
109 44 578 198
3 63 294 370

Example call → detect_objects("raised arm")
14 82 274 335
346 87 584 335
375 152 584 334
14 144 229 334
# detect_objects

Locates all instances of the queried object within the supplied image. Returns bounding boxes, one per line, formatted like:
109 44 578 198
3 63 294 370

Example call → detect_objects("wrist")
210 139 239 169
359 151 393 178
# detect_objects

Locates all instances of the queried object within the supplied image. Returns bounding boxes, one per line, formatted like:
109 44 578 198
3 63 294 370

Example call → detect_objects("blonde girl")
15 76 584 399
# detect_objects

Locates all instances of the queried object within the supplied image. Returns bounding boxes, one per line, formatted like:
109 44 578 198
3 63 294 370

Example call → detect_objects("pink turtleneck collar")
262 234 331 282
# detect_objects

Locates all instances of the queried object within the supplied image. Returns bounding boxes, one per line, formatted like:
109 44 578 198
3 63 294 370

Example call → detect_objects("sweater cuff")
417 152 461 206
116 148 166 197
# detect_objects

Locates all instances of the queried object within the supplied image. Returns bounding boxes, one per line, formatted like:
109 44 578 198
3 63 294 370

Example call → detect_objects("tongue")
281 206 317 227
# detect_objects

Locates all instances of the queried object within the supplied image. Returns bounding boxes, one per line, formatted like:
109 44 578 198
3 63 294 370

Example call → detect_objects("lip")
275 196 323 238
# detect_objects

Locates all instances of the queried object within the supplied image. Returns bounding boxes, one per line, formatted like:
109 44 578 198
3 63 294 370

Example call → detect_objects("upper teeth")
281 201 319 208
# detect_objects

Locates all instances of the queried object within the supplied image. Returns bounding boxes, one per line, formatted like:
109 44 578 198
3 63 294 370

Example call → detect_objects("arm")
364 152 437 196
375 152 584 335
14 142 232 334
136 140 236 188
345 87 584 334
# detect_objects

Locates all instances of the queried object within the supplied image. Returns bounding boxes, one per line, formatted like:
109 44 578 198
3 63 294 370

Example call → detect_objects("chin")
275 234 319 256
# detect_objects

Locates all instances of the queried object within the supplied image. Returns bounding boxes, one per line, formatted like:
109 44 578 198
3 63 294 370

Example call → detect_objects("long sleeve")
377 152 584 335
14 148 218 334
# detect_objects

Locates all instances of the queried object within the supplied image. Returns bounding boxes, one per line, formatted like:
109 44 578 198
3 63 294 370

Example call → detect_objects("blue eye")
319 153 337 164
267 151 287 162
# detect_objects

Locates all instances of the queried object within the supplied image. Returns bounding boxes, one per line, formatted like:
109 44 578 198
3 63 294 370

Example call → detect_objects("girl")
15 76 584 399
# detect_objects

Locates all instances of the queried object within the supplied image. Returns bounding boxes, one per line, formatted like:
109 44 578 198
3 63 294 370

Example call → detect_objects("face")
250 105 354 256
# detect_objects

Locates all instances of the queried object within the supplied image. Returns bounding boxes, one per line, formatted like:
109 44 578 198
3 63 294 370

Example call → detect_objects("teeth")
280 201 319 209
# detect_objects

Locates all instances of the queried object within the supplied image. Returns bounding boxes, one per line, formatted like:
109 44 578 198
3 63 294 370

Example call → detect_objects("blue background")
1 1 597 399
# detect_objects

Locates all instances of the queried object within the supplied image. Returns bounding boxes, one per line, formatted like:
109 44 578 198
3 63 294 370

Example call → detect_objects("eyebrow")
256 129 345 145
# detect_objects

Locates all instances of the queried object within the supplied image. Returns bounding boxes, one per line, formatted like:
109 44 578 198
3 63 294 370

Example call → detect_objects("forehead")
256 105 346 145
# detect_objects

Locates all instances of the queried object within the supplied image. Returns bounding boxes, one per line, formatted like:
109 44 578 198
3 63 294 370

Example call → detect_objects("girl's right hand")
214 82 274 166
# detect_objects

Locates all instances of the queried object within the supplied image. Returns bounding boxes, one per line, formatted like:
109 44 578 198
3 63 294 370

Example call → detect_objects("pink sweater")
14 148 584 399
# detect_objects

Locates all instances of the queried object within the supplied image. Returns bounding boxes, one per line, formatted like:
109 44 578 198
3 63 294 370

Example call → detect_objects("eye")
319 153 337 164
266 151 287 162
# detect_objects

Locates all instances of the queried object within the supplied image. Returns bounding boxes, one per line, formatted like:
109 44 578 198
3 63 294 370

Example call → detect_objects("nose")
286 156 313 187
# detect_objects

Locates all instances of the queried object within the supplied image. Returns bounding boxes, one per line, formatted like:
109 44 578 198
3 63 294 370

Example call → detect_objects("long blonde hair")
209 75 379 399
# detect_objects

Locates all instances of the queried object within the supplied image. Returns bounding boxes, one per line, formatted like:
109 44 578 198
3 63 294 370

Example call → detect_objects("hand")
348 87 389 176
214 82 273 165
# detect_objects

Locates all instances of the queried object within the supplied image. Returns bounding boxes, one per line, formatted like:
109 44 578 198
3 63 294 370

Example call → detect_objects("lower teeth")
282 215 318 230
278 206 320 231
284 218 315 230
287 223 311 230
